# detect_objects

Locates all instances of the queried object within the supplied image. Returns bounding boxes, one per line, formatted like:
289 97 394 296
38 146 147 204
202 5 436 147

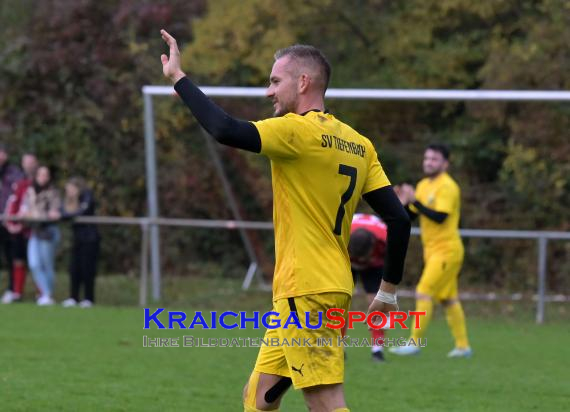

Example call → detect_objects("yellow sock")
445 302 469 348
332 409 350 412
411 298 433 341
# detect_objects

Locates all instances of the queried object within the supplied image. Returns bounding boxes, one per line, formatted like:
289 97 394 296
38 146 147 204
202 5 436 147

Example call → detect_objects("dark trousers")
70 240 99 302
0 226 14 291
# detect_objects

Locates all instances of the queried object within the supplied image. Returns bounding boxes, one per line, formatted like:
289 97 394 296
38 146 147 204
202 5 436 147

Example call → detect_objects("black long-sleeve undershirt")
363 186 411 285
411 200 448 224
174 77 261 152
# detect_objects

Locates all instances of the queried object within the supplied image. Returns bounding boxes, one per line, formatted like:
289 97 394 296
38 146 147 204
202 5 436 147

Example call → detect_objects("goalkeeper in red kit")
348 213 389 362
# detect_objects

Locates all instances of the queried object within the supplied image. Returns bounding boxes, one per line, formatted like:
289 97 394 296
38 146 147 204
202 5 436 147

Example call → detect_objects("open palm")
160 29 185 83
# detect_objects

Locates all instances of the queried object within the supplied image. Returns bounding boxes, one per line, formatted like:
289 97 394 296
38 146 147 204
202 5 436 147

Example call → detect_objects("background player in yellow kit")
391 144 472 358
160 30 411 411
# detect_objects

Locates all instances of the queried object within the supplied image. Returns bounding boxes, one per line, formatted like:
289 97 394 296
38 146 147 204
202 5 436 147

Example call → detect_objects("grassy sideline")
1 274 569 411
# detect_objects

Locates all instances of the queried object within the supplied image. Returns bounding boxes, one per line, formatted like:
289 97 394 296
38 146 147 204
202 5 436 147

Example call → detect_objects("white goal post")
142 85 570 321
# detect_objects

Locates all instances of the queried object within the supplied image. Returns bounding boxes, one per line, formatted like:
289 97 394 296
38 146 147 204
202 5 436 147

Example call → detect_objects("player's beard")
273 95 298 117
424 167 443 178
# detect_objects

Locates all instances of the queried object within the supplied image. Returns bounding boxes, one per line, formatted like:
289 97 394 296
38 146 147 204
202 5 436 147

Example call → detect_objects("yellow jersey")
410 172 463 257
252 111 390 300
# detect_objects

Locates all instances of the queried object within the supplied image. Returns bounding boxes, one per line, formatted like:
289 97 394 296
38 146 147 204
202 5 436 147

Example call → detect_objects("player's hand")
393 185 408 205
366 299 399 330
401 183 416 203
160 29 186 84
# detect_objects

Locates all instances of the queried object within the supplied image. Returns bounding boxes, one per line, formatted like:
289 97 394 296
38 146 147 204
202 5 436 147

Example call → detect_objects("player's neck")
427 171 446 181
295 96 325 115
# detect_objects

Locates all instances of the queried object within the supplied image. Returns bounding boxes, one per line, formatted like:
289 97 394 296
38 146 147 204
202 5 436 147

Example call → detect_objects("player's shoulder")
340 121 373 145
284 111 335 123
431 174 460 200
276 112 333 133
310 112 379 153
260 112 306 124
349 130 381 164
320 112 365 138
441 173 460 191
252 114 313 149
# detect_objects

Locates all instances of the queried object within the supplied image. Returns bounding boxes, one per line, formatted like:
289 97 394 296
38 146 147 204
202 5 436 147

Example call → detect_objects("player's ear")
298 73 310 94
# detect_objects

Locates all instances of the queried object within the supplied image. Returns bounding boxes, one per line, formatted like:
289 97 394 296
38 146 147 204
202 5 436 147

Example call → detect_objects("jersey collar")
300 109 330 116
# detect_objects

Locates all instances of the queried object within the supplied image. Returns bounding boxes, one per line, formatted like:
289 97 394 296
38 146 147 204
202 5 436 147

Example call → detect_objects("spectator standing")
0 144 24 302
2 153 38 303
60 178 100 308
19 166 61 306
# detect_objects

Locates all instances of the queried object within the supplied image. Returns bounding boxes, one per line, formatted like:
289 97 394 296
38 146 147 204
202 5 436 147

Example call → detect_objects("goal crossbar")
143 86 570 101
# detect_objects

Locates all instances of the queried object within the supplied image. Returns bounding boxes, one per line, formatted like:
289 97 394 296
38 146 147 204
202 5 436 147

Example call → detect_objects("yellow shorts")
417 253 463 301
253 292 351 389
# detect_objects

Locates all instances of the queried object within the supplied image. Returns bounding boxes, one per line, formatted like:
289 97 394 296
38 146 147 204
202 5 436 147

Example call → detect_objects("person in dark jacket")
60 178 100 308
0 144 24 303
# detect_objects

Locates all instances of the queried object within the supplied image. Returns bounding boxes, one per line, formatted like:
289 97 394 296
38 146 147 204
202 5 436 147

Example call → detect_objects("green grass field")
1 275 569 411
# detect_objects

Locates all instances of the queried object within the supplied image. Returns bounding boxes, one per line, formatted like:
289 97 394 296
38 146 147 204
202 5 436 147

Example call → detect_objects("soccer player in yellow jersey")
160 30 411 412
391 144 472 358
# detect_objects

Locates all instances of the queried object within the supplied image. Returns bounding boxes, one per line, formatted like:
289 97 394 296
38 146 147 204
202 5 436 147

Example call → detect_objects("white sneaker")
447 347 473 358
79 300 93 308
37 295 55 306
389 345 421 356
1 291 14 304
61 298 78 308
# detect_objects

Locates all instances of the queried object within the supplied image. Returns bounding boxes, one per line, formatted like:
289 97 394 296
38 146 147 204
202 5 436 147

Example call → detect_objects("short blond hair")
274 44 331 92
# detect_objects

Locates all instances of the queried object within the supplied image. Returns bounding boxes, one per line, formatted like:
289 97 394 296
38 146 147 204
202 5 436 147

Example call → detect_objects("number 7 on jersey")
334 164 357 235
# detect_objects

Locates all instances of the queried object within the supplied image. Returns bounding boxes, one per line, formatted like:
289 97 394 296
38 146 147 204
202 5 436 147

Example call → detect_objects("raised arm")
160 30 261 153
